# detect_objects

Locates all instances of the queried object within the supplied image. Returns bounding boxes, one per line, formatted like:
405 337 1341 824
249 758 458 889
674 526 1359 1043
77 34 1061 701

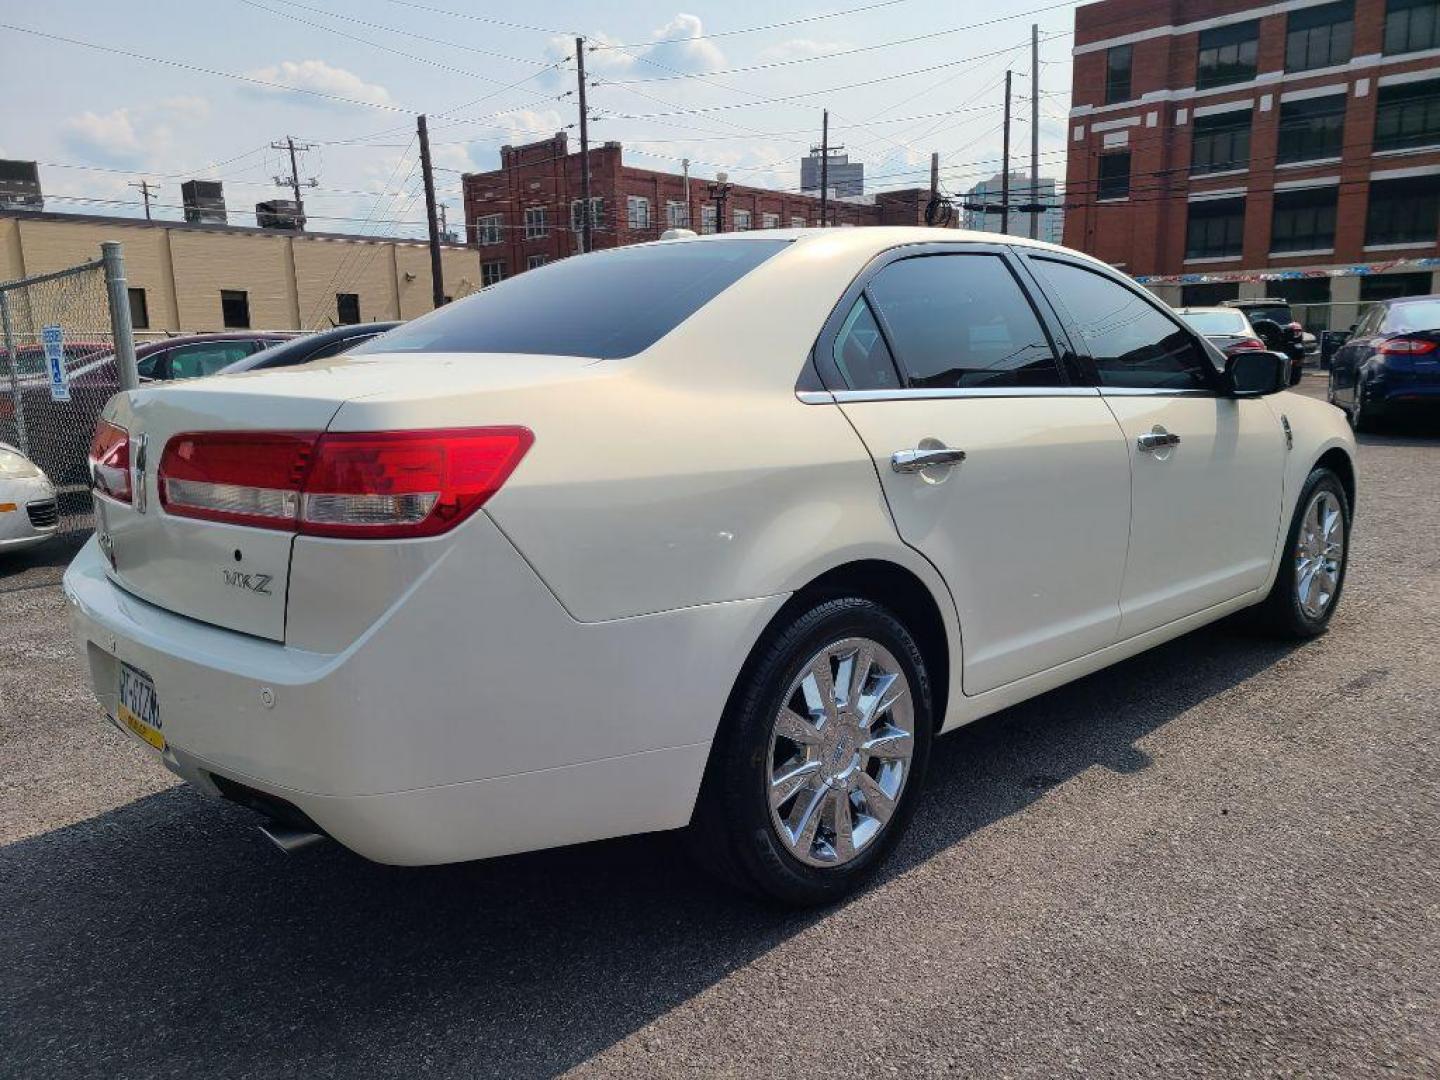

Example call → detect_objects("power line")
590 0 924 49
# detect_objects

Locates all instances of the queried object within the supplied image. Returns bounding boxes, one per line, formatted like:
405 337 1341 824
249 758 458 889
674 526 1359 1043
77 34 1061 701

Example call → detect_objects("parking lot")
2 374 1437 1079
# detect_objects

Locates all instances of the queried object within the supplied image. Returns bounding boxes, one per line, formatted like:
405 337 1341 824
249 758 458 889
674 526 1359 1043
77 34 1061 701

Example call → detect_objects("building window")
220 289 250 329
665 200 689 228
762 212 781 229
1366 175 1440 244
701 205 717 234
1181 282 1241 306
1384 0 1440 55
481 260 506 287
1186 197 1246 259
1196 21 1259 90
1271 186 1338 252
626 195 651 230
336 292 360 324
127 287 149 330
477 214 502 245
1105 44 1133 104
1191 110 1252 175
1097 152 1131 200
1277 95 1347 162
524 206 547 239
526 254 548 270
570 197 603 232
1286 1 1354 72
1360 270 1433 300
1374 77 1440 152
733 208 752 231
791 215 807 228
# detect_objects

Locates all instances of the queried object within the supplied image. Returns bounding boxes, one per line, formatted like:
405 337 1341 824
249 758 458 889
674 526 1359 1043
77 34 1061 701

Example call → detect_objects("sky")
0 0 1082 240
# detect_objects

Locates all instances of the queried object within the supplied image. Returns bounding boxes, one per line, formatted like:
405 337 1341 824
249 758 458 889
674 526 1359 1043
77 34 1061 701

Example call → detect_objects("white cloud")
544 12 727 85
757 38 851 63
644 14 726 74
60 109 144 167
243 59 393 109
158 95 211 121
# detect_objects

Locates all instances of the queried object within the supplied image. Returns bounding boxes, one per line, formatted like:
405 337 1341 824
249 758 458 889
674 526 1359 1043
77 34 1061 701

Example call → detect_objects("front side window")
220 289 250 329
1287 1 1354 71
1191 110 1252 174
1374 77 1440 152
1277 95 1347 162
481 260 506 287
524 206 547 239
1197 21 1260 89
1033 259 1211 389
1271 186 1338 252
1098 152 1131 200
831 296 900 390
1186 197 1246 259
477 214 502 245
1385 0 1440 54
864 254 1063 389
1366 175 1440 244
354 239 790 361
1105 44 1133 104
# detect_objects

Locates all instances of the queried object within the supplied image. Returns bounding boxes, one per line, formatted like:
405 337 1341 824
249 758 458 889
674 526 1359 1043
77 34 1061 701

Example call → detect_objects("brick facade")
462 134 945 279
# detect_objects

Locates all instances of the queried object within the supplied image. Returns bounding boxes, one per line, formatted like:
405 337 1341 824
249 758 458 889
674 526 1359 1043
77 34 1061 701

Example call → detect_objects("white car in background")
64 229 1356 906
0 442 58 553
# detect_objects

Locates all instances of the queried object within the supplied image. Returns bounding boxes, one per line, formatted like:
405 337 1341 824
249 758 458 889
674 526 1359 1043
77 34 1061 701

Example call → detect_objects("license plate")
117 663 164 751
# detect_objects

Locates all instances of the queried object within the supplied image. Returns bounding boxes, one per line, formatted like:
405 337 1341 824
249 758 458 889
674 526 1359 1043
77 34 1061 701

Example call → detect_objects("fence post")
0 290 29 456
101 241 139 392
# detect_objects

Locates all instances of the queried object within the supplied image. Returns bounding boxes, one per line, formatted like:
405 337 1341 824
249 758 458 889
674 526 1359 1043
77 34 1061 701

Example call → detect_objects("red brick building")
1064 0 1440 327
462 134 944 285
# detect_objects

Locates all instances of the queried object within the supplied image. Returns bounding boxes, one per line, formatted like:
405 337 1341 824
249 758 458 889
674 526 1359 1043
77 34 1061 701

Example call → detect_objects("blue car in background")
1328 295 1440 431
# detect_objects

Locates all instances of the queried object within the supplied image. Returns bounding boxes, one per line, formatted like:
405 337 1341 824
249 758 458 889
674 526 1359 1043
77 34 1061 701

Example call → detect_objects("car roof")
1176 306 1243 314
135 331 289 357
1379 293 1440 306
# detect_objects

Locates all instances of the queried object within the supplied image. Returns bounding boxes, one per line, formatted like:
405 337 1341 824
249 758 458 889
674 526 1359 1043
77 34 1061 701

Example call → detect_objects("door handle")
891 446 967 473
1136 426 1181 454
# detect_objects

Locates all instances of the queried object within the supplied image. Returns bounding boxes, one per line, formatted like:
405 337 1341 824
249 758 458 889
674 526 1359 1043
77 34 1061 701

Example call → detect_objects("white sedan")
64 229 1355 906
0 442 58 552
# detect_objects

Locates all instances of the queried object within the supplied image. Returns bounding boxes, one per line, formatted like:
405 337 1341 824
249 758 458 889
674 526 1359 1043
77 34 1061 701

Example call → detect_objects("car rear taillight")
1378 338 1438 356
1230 338 1266 353
88 419 132 504
157 427 533 538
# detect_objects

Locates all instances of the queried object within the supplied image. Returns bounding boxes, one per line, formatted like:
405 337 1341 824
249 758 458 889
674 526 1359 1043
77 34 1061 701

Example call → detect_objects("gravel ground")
2 375 1437 1079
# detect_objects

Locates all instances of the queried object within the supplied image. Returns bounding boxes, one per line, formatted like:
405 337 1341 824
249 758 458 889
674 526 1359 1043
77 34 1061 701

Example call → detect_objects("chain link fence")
1 250 133 548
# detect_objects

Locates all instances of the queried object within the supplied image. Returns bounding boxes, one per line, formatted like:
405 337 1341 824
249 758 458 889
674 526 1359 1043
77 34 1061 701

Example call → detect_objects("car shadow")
0 532 85 592
1 623 1300 1079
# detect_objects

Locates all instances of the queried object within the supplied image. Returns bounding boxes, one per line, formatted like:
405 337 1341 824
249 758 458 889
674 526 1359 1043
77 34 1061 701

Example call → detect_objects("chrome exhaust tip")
257 821 327 855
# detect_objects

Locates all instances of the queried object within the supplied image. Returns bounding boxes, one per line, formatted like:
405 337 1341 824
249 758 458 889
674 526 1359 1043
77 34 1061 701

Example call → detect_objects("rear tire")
1251 467 1350 639
691 597 933 907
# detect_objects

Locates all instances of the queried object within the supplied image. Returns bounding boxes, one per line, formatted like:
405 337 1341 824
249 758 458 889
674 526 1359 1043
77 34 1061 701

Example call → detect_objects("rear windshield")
1383 299 1440 334
1182 310 1248 334
353 239 791 360
1242 304 1291 326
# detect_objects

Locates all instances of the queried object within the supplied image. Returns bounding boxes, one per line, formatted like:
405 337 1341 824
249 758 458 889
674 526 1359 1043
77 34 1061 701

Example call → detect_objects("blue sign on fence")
42 324 69 402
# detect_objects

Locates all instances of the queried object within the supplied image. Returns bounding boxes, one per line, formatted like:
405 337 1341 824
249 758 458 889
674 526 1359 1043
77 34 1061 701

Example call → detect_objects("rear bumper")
63 526 785 864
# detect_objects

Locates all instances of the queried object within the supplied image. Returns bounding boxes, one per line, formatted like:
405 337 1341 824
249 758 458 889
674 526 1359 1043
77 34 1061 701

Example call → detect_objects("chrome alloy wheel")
766 637 915 868
1295 489 1344 619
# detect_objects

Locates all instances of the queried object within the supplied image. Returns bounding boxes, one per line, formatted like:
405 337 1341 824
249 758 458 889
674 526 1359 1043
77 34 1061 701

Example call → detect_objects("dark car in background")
1328 295 1440 431
220 322 401 374
1180 305 1302 385
1223 298 1307 369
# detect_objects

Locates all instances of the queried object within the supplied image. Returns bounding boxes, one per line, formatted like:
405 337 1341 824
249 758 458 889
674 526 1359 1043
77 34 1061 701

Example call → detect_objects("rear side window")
1032 259 1212 390
353 240 790 360
864 254 1063 388
168 342 257 380
832 297 900 389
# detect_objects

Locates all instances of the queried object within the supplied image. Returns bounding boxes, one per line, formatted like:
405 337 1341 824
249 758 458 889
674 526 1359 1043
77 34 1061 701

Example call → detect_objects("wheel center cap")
822 716 862 778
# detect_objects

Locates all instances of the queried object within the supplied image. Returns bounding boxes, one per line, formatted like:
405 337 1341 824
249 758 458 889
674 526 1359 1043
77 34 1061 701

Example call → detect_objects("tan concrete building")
0 211 483 335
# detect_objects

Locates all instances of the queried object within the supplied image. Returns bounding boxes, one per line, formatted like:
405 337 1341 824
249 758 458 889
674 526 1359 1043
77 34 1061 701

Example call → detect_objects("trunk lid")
95 353 597 641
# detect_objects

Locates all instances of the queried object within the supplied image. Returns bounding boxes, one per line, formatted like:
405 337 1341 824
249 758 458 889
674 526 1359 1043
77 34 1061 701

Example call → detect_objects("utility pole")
575 36 593 254
1030 23 1041 240
128 179 159 220
811 110 844 228
930 152 939 202
708 173 731 233
682 157 690 228
438 203 450 242
417 114 446 308
1001 71 1013 237
271 135 318 230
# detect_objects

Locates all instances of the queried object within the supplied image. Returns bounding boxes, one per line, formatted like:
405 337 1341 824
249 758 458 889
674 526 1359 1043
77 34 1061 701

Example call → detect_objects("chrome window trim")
826 386 1103 404
1097 386 1218 397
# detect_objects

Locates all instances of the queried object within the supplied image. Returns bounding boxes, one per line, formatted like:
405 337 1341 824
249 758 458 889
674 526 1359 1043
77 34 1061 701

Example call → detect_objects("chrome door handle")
891 446 967 473
1136 427 1181 454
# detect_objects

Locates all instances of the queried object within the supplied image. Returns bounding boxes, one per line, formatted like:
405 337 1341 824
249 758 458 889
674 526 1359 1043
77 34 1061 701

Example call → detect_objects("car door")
1025 254 1287 637
1330 304 1382 407
821 247 1132 695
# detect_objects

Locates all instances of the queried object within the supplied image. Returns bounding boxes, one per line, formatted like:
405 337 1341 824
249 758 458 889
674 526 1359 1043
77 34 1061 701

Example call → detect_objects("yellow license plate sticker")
117 664 164 751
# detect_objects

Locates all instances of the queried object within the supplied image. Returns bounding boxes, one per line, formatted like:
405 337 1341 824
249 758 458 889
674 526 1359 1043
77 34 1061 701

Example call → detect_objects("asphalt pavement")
2 375 1437 1079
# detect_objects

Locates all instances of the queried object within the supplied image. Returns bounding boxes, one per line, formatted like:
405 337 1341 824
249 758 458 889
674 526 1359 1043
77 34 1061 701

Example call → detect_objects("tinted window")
168 342 256 380
1032 260 1212 390
832 297 900 390
865 255 1062 389
354 240 789 360
307 332 379 362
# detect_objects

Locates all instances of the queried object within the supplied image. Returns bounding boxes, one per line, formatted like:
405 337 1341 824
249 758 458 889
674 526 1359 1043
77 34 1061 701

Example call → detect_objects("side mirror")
1227 350 1289 396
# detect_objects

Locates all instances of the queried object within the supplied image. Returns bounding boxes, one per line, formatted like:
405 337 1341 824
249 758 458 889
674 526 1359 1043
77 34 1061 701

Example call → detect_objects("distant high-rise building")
800 150 864 198
962 172 1063 244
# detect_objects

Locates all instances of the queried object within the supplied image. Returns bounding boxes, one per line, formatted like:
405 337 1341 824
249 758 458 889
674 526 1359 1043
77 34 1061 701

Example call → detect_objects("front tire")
691 597 933 907
1253 468 1350 638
